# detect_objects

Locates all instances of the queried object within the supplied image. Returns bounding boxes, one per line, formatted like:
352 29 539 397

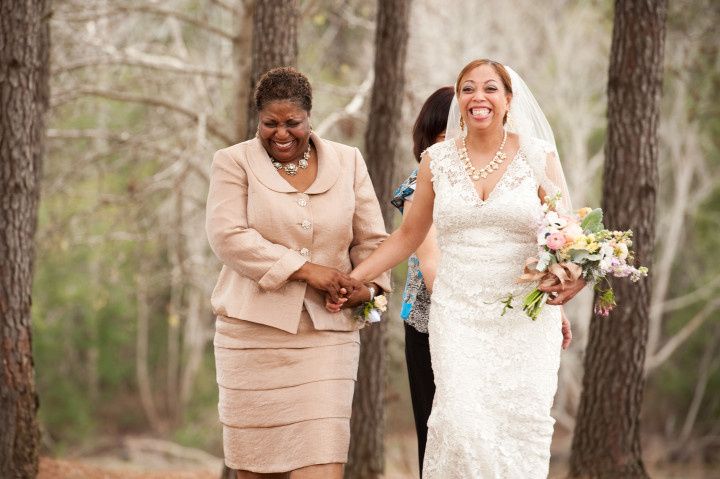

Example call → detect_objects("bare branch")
51 89 234 145
314 70 374 137
54 57 230 79
646 298 720 373
57 4 236 41
46 128 211 186
209 0 239 14
678 326 720 443
661 275 720 313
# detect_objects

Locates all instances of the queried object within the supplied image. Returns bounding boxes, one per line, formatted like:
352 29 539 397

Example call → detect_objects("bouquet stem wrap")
517 258 582 320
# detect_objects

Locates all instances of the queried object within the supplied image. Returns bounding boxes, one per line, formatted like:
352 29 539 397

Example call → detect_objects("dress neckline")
452 138 523 204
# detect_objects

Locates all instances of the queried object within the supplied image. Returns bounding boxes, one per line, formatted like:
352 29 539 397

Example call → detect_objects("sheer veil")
445 65 572 212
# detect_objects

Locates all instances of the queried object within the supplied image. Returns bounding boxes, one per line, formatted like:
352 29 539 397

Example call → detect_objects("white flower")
600 243 614 259
615 242 629 260
374 294 388 312
537 228 550 246
545 211 567 229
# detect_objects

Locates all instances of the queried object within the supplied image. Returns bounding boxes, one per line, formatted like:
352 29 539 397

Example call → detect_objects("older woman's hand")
540 277 586 305
291 263 358 303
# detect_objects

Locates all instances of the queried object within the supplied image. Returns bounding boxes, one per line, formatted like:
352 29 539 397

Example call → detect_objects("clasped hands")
294 263 369 312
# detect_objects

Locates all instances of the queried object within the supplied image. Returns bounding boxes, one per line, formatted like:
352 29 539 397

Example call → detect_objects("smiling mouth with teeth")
273 140 297 150
471 107 491 117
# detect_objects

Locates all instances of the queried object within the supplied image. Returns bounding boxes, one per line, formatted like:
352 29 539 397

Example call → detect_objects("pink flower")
594 304 612 317
546 232 567 250
563 223 583 242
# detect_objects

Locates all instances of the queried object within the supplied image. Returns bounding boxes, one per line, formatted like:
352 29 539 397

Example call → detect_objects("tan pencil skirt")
214 311 360 473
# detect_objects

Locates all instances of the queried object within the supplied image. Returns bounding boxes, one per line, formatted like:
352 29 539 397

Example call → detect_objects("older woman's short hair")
255 67 313 112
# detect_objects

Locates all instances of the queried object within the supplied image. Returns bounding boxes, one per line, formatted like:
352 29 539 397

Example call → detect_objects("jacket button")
301 219 312 230
298 198 308 207
299 248 310 257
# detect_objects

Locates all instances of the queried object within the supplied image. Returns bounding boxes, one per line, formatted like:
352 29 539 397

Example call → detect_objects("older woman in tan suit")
206 67 390 479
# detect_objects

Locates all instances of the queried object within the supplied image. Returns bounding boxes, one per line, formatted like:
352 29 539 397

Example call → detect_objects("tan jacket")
206 133 391 334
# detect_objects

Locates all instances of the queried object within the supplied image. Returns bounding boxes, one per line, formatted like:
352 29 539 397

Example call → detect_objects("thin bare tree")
345 1 411 478
570 1 668 477
0 0 50 477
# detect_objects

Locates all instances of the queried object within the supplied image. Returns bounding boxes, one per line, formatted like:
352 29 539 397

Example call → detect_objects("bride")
341 59 585 477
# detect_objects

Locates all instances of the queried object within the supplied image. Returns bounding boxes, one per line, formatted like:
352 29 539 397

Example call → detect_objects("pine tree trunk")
243 0 299 140
222 3 299 476
0 0 50 477
345 1 411 478
569 1 667 477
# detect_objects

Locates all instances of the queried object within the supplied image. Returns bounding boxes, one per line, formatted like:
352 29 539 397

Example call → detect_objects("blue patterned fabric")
391 168 430 333
391 168 418 213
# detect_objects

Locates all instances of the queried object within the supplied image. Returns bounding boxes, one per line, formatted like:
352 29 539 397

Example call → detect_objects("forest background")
27 0 719 477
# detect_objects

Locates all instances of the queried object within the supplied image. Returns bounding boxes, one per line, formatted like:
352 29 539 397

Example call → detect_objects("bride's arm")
350 153 435 283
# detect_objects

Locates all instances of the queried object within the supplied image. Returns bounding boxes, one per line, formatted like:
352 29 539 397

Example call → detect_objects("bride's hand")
541 277 586 305
561 310 572 350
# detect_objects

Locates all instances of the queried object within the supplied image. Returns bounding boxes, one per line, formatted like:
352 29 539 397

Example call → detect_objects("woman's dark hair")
254 67 313 112
412 86 455 162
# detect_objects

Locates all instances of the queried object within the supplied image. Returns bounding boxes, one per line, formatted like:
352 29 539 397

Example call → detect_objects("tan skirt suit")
205 133 391 473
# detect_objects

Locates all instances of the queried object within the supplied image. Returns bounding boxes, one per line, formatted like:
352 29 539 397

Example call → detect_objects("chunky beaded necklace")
272 144 311 176
459 130 507 180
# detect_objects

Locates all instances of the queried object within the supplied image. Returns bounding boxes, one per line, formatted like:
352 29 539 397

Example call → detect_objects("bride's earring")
505 111 514 129
255 127 260 138
459 116 465 131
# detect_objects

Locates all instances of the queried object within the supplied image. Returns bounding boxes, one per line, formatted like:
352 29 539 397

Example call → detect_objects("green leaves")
569 250 601 263
500 294 515 316
580 208 605 233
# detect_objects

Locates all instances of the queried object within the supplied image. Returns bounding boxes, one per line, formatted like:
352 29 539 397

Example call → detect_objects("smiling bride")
341 59 586 478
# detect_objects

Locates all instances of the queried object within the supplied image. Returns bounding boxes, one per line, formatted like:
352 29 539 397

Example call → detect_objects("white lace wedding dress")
422 136 563 478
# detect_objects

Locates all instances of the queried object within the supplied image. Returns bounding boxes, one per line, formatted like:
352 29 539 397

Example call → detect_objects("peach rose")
546 232 567 250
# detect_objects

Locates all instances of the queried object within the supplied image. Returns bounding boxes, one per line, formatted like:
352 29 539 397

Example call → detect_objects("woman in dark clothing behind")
391 86 453 475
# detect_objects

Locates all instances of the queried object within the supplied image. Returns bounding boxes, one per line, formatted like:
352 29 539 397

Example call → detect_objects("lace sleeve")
541 149 573 213
523 136 573 213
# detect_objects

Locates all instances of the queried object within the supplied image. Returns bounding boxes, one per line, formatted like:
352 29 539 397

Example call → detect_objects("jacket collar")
246 132 339 194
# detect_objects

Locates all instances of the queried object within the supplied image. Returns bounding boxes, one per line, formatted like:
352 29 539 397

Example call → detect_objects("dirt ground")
39 457 217 479
37 431 720 479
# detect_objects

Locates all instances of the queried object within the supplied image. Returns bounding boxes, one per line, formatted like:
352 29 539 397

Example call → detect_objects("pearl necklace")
459 130 507 180
272 144 311 176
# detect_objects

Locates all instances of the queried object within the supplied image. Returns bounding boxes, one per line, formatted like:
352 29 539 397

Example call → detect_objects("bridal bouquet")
503 194 648 320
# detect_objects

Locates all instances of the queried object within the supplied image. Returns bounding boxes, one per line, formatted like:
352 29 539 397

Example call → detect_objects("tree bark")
243 0 299 140
0 0 49 477
222 3 299 476
345 2 411 478
569 1 667 477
